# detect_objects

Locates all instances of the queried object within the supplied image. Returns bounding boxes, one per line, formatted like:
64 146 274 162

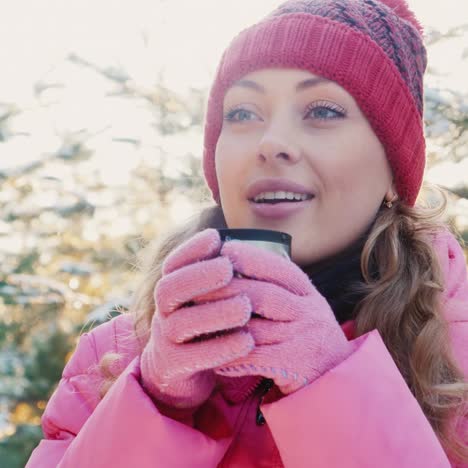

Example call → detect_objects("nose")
257 131 302 165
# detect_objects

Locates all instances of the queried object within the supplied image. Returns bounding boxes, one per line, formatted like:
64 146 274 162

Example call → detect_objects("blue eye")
223 101 347 123
223 107 258 122
305 101 346 120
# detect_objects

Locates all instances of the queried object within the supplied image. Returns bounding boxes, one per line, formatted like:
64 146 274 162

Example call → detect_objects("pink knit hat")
202 0 427 206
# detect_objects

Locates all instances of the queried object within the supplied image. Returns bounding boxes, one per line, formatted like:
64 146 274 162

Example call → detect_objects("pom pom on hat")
378 0 425 34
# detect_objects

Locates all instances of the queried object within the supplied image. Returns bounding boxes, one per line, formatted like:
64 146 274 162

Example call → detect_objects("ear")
385 183 398 202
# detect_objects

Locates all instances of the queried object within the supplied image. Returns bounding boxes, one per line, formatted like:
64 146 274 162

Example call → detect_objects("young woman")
27 0 468 466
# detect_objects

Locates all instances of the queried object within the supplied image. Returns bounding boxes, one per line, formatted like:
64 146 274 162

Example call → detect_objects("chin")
291 251 313 266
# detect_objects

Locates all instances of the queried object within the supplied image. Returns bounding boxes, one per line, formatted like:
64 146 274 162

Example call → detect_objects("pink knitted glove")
140 229 255 409
197 241 353 395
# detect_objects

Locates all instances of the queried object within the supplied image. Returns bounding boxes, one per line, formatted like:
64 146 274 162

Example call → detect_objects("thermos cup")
217 228 292 260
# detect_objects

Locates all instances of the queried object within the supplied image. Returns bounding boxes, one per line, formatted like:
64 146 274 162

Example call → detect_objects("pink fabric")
140 229 254 409
199 240 353 394
26 228 468 467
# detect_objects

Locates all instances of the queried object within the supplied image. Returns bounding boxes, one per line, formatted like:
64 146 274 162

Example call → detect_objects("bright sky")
0 0 467 207
0 0 467 104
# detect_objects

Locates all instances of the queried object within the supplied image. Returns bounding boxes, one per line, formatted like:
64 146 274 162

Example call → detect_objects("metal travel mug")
217 228 292 260
217 228 292 315
217 228 290 422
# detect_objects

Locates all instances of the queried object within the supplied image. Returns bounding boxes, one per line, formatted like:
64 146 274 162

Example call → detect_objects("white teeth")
253 191 311 202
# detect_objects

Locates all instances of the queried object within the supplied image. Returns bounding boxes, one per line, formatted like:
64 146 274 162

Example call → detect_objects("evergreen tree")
0 18 466 468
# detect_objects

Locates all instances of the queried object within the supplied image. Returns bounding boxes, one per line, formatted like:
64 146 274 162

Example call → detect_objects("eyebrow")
230 76 331 93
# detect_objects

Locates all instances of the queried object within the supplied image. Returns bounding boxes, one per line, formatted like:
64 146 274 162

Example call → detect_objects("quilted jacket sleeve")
25 318 233 468
260 229 468 468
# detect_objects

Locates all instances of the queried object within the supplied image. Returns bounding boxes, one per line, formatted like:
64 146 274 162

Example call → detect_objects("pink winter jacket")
26 229 468 467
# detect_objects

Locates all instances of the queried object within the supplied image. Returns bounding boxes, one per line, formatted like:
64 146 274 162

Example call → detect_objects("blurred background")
0 1 467 465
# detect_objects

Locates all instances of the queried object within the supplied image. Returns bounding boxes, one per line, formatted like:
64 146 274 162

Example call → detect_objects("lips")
246 177 315 201
248 198 314 220
245 177 316 220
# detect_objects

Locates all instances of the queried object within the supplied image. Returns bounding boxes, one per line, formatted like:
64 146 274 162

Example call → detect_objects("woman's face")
215 68 395 266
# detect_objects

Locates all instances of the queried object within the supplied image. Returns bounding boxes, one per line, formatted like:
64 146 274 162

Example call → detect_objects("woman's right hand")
140 229 255 410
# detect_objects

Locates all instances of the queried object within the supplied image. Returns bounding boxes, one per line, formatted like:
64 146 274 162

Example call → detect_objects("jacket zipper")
255 378 274 426
218 377 276 467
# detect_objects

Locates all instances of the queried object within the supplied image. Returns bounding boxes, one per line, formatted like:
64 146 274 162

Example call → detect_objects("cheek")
214 133 251 215
322 129 389 196
215 130 257 186
215 135 239 187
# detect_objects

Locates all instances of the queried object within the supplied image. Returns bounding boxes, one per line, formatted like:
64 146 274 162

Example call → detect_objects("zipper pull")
256 378 274 426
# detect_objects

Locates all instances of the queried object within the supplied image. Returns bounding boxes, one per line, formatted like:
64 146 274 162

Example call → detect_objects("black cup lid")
218 228 291 247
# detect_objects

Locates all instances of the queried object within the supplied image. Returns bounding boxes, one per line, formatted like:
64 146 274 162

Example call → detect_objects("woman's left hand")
196 240 353 395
